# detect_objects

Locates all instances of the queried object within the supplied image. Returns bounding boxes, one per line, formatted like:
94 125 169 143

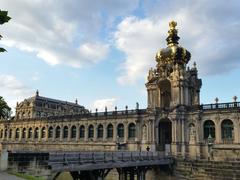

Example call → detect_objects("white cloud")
31 72 40 81
0 75 34 112
92 98 117 112
0 0 139 68
114 0 240 85
79 42 109 64
114 17 166 85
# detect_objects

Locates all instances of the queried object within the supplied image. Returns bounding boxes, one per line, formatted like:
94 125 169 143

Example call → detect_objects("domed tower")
146 21 202 109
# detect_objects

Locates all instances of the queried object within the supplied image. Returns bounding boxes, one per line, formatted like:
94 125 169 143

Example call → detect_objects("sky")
0 0 240 113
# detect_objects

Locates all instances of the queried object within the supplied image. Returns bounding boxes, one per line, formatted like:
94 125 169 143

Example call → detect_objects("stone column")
52 126 56 142
76 125 80 142
153 119 156 143
181 119 185 157
135 119 140 142
172 120 176 143
238 121 240 144
176 119 181 155
148 120 151 142
103 123 107 142
84 125 88 142
45 126 49 142
149 90 152 108
60 125 63 141
68 125 71 142
93 123 97 141
234 121 238 144
124 122 128 142
38 127 41 142
113 122 117 145
185 86 189 105
147 90 150 107
173 119 178 156
180 85 184 105
19 128 22 142
215 122 221 144
155 120 158 145
196 120 201 159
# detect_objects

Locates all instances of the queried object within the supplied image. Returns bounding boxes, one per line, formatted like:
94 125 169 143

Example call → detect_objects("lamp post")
207 134 214 160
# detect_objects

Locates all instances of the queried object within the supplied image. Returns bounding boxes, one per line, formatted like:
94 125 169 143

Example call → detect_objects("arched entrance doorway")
158 119 172 151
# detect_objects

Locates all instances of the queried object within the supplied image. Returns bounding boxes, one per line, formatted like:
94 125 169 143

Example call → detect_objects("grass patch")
8 171 46 180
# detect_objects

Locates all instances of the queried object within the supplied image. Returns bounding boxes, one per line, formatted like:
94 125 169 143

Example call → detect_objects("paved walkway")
0 172 24 180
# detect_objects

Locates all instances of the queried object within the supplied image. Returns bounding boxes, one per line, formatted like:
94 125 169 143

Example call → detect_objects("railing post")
78 153 81 164
122 152 124 161
130 152 133 161
63 153 68 166
92 152 95 163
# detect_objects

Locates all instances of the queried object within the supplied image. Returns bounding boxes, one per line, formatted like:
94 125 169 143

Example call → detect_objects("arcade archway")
158 119 172 151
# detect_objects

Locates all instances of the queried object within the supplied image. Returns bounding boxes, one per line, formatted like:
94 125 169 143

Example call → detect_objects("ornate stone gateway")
158 119 172 151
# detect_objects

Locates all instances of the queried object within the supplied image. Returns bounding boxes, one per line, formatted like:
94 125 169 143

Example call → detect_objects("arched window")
97 124 103 138
55 126 61 139
22 128 26 139
0 129 3 138
41 127 46 138
88 125 94 138
79 125 85 138
128 123 136 138
15 128 20 139
117 124 124 138
34 127 39 139
221 119 234 141
204 120 215 139
28 128 32 139
159 80 171 108
4 129 7 139
63 126 68 139
107 124 113 138
48 127 53 138
71 126 76 138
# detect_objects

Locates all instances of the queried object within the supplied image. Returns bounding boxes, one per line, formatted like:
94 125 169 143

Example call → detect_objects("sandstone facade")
0 21 239 162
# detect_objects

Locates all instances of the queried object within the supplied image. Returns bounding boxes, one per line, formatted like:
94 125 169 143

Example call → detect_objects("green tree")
0 96 11 119
0 10 11 52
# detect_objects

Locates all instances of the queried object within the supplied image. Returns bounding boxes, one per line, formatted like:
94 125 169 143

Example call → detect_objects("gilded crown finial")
169 21 177 30
166 20 179 46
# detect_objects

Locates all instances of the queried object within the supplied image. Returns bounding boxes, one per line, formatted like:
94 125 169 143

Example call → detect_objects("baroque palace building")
0 21 240 161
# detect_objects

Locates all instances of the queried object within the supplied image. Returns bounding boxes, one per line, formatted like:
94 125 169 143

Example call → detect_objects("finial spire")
166 20 180 46
36 90 39 96
169 21 177 30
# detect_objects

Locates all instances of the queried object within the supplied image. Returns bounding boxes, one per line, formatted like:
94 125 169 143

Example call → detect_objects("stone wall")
174 159 240 179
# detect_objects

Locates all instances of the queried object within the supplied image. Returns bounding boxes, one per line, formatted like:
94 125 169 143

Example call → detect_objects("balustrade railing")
48 151 168 166
10 108 147 121
193 102 240 111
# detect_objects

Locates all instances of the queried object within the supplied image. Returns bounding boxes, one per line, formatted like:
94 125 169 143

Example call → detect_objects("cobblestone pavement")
0 172 24 180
